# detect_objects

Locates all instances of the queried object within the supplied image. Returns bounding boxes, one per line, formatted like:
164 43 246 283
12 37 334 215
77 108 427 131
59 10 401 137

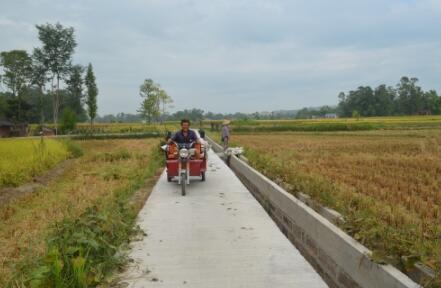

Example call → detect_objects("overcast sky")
1 0 440 115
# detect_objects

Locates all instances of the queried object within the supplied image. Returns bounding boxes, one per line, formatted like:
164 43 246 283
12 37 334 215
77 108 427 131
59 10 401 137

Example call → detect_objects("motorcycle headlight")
179 148 189 158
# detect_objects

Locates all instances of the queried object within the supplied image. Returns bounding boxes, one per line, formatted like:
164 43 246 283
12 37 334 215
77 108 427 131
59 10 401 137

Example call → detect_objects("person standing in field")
221 120 230 150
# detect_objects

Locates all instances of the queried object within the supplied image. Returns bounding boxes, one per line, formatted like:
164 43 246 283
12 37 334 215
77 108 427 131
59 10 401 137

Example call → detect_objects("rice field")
30 122 180 136
0 138 161 285
0 138 70 187
233 129 441 283
204 115 441 132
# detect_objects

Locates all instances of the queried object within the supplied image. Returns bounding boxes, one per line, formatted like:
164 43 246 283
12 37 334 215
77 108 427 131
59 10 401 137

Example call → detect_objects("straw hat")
222 120 231 125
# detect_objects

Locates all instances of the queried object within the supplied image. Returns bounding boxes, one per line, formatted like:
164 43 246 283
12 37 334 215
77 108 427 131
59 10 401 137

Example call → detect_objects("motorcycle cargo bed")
166 159 206 177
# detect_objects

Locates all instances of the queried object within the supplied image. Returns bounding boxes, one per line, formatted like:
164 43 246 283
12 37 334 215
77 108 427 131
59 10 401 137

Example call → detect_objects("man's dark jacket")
171 129 197 143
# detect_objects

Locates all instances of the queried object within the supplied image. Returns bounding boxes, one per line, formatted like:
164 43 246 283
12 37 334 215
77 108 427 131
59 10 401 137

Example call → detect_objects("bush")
19 203 135 287
59 108 77 134
62 140 84 158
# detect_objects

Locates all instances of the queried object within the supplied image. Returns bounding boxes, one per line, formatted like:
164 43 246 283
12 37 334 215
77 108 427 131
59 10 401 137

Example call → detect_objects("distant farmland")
205 115 441 132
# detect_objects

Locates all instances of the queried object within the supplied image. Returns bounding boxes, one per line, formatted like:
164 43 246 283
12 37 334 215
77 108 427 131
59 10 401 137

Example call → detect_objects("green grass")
0 138 70 187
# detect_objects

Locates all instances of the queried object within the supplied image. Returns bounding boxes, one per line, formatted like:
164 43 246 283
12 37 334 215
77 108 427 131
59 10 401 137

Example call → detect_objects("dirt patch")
0 159 74 207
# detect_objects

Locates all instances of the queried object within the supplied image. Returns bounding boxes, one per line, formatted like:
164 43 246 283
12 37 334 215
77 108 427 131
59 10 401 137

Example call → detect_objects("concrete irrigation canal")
119 149 327 287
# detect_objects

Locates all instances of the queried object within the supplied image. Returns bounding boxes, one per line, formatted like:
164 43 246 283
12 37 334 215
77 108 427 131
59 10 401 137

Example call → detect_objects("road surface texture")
119 150 327 288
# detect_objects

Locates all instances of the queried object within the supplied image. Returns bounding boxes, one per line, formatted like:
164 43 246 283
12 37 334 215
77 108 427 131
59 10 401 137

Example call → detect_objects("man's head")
181 119 190 132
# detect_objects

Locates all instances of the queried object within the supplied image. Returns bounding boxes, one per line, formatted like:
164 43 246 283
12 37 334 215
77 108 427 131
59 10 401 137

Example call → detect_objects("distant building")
418 110 431 116
0 121 13 137
0 122 29 137
42 127 55 136
12 123 29 137
324 113 338 119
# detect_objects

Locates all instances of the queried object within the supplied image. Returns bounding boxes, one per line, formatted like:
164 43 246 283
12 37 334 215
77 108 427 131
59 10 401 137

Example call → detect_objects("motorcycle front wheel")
181 173 186 196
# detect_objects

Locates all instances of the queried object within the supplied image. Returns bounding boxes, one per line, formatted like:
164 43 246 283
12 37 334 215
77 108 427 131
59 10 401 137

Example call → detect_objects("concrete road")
119 150 327 288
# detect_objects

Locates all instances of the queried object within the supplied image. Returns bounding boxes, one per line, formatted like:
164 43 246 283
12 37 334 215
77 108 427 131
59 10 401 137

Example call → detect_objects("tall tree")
423 90 441 115
0 50 32 121
65 64 86 120
85 63 98 126
30 51 48 126
373 85 396 116
397 77 424 115
35 22 76 133
158 89 173 123
138 79 160 124
0 93 8 120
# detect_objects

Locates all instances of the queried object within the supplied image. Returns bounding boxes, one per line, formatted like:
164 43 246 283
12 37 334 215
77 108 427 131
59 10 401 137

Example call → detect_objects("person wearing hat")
221 120 230 150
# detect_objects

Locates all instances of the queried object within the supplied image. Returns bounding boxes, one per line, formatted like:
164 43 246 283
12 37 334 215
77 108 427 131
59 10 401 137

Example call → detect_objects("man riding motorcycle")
166 119 204 195
167 119 201 145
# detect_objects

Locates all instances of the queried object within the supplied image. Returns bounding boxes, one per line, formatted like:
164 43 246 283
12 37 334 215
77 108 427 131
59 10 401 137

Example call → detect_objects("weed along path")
119 149 327 288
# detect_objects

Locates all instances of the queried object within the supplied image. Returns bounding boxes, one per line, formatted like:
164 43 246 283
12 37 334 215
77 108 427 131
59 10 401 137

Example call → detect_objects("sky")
0 0 440 115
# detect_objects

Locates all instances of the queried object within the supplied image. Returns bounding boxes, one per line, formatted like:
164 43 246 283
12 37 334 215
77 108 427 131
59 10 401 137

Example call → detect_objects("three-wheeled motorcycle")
164 130 207 196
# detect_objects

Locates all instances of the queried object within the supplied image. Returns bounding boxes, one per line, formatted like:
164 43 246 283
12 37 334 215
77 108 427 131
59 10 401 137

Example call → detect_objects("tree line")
338 76 441 117
0 22 98 134
86 75 441 124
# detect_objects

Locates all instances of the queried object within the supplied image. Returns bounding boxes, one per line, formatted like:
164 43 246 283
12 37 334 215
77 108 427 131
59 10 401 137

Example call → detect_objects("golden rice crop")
0 138 69 187
234 130 441 282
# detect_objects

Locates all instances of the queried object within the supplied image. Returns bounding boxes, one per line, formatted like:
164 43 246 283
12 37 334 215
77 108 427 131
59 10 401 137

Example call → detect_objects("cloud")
0 0 440 114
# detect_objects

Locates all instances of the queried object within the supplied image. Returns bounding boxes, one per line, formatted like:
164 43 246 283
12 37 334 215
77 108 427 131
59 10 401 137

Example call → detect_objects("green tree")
65 64 86 120
423 90 441 115
352 110 360 120
35 22 76 133
59 107 77 134
337 92 351 117
0 93 8 119
30 51 49 126
0 50 32 121
158 89 173 123
355 86 375 116
337 76 441 116
397 77 424 115
373 85 396 116
5 96 32 122
172 108 205 122
138 79 160 124
85 63 98 126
